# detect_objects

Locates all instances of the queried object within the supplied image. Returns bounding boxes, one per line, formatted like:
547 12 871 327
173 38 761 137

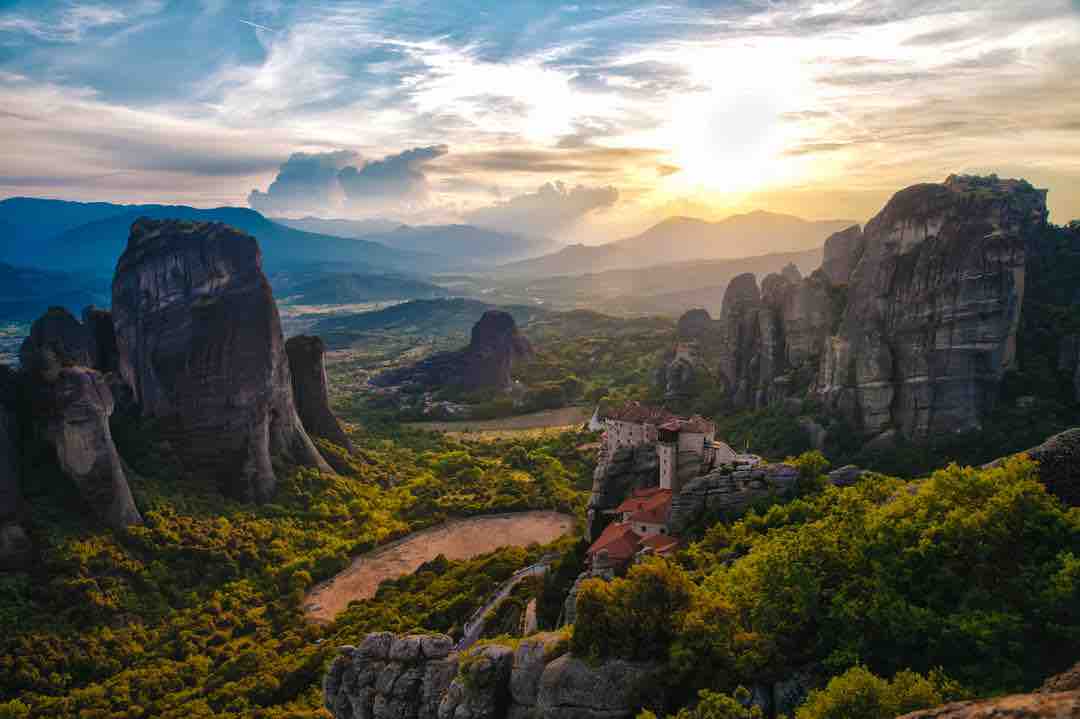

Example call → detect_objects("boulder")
827 465 866 487
1039 661 1080 693
286 335 353 453
438 644 513 719
111 218 330 502
536 654 657 719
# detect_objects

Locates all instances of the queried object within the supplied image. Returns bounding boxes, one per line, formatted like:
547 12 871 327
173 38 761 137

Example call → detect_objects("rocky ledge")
324 632 658 719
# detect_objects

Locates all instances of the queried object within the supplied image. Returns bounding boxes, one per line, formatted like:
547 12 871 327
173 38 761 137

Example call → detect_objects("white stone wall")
658 442 676 489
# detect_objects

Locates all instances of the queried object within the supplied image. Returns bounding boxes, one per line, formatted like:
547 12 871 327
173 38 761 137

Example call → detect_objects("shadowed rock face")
821 224 863 285
40 367 142 528
374 310 533 393
0 365 31 569
18 307 142 529
111 218 329 502
286 335 353 452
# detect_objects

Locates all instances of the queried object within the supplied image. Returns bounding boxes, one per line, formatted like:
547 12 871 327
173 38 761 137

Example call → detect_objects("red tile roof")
586 523 641 563
640 534 680 553
629 498 671 525
605 401 676 425
614 488 672 514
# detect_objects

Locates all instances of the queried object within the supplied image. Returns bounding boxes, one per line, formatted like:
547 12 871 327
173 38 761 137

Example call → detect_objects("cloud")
338 144 447 205
248 145 448 216
248 150 357 216
464 181 618 237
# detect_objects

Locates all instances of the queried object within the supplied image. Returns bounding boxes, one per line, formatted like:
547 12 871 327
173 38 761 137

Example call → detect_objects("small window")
641 526 646 532
660 528 666 534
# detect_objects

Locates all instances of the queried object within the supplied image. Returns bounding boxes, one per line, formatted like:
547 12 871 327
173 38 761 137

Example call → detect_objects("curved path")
303 511 575 624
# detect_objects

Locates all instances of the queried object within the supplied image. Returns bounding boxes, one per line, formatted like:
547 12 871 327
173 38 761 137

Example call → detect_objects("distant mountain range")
0 261 109 321
0 198 431 275
277 217 558 265
499 211 855 277
282 273 451 305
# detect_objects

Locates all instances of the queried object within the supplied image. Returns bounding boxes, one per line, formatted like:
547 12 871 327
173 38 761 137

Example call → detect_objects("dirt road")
303 511 575 623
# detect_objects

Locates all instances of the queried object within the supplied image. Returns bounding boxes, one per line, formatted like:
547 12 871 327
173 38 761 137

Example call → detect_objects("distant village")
584 401 762 573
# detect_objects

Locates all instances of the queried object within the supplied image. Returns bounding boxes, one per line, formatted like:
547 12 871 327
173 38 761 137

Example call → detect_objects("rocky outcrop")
586 443 658 541
375 311 533 394
668 462 799 533
821 224 863 285
1039 661 1080 694
1010 428 1080 506
112 218 329 502
19 307 142 529
324 633 459 719
0 365 31 569
895 690 1080 719
326 633 655 719
658 176 1049 447
286 335 353 453
816 175 1046 440
36 367 142 528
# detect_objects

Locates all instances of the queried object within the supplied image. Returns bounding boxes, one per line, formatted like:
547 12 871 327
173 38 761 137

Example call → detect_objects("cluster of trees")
0 415 596 718
573 456 1080 715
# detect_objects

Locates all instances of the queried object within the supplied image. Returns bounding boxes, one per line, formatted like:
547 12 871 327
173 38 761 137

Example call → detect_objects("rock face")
286 335 353 452
374 310 533 393
325 633 656 719
668 462 799 533
895 690 1080 719
821 224 863 285
0 365 31 569
111 219 329 502
586 443 658 541
19 307 142 529
37 367 143 528
1018 428 1080 507
657 176 1049 446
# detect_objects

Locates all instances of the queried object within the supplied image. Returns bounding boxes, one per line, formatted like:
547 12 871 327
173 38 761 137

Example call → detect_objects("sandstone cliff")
373 310 533 393
659 175 1049 445
111 218 329 502
324 632 658 719
286 335 353 453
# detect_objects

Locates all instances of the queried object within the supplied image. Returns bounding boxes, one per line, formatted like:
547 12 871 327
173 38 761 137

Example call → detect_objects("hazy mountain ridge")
0 197 432 275
285 273 451 305
279 216 559 266
499 211 855 277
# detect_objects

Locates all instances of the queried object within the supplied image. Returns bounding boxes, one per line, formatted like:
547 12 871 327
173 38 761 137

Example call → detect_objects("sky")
1 0 1078 243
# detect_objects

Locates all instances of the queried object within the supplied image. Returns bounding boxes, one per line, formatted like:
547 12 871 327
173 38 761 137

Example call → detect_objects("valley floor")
404 405 591 435
303 510 575 623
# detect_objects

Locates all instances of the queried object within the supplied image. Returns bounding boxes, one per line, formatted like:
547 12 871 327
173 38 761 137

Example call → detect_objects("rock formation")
286 335 353 452
586 443 658 541
36 367 143 528
657 175 1049 447
895 690 1080 719
668 462 799 533
111 218 329 502
19 307 142 529
374 310 533 393
324 632 658 719
0 365 31 568
983 428 1080 507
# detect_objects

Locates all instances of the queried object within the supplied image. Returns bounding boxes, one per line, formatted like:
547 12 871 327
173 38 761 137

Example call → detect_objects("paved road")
456 559 553 651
